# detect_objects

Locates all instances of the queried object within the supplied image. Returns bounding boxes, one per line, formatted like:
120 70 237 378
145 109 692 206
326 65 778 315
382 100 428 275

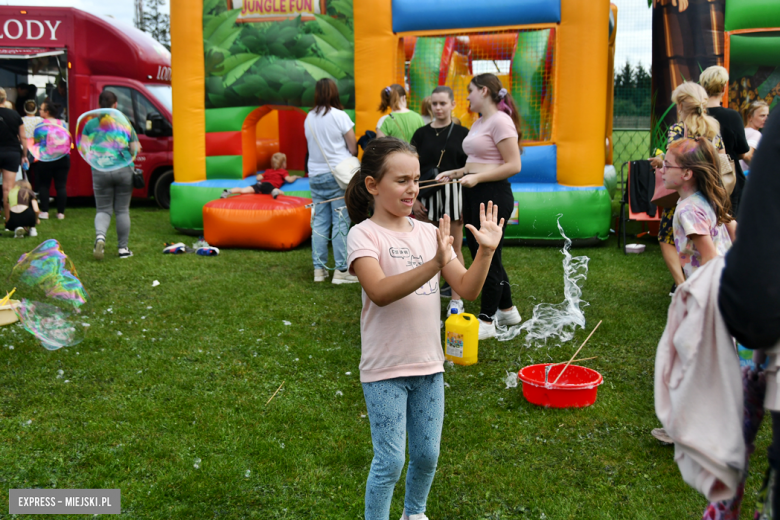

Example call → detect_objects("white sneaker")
446 299 464 318
314 268 328 282
332 269 359 284
13 227 25 238
38 212 49 220
28 227 37 237
94 238 105 260
495 306 521 327
478 320 496 340
118 248 134 259
400 512 430 520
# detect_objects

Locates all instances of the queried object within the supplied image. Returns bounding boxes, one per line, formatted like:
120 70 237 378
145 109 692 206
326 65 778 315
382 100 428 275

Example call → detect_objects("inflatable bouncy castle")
170 0 616 245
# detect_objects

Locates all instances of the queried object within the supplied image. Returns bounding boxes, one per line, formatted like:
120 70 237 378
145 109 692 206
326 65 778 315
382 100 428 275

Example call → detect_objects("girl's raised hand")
464 202 504 251
435 214 454 268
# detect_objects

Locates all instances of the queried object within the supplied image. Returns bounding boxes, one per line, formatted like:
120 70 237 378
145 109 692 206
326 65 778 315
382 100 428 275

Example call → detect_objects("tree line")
614 61 651 120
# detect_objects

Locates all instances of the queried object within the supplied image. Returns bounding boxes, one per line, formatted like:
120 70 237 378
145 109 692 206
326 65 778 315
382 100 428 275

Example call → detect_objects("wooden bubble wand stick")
0 288 16 307
304 181 461 209
552 320 603 385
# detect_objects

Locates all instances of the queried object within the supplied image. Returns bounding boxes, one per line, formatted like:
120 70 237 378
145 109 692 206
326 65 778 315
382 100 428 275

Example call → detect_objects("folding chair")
617 160 661 254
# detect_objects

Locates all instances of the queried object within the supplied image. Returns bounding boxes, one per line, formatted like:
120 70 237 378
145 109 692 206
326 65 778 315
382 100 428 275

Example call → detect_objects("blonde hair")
699 66 729 98
742 100 769 127
672 82 720 141
15 179 32 191
0 87 7 103
270 152 287 170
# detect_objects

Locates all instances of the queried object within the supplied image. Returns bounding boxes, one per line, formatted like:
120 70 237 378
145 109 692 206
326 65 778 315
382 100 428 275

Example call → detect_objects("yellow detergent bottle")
445 312 479 366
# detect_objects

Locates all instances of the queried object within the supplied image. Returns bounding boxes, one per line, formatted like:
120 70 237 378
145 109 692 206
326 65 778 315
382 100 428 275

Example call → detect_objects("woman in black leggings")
35 102 70 220
436 73 523 340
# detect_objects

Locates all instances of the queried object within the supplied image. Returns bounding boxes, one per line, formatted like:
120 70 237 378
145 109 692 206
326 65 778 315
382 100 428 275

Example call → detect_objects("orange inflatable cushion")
203 195 312 250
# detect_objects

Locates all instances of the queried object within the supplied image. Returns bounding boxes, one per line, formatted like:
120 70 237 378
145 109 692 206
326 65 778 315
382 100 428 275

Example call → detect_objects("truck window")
103 86 137 131
134 92 161 132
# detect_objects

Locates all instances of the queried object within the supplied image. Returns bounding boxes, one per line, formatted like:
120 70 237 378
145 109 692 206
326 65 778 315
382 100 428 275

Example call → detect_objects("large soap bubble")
75 108 138 171
9 239 88 350
30 121 72 162
495 215 589 345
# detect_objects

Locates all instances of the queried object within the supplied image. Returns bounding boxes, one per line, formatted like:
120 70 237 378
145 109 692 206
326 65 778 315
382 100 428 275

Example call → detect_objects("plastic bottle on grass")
444 312 479 366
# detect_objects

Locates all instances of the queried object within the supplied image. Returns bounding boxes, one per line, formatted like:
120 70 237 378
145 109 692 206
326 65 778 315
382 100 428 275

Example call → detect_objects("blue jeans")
362 373 444 520
309 173 350 271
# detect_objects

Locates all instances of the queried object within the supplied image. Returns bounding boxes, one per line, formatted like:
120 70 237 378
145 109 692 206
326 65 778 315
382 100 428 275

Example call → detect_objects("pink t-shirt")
461 111 518 163
347 218 456 383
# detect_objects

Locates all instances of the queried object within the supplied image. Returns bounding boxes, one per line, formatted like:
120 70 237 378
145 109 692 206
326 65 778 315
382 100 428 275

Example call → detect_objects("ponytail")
345 170 374 224
378 84 407 113
672 81 720 141
470 73 523 148
345 137 418 223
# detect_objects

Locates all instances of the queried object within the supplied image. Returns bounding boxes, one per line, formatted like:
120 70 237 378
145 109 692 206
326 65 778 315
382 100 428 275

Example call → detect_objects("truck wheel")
154 169 174 209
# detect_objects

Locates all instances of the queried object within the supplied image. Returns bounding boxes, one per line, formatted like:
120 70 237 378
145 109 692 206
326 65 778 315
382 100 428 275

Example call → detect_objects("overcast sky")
612 0 653 70
0 0 169 27
0 1 650 69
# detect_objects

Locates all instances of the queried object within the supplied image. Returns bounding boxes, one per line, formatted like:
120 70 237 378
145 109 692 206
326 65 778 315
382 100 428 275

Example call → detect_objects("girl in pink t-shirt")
345 137 504 520
435 73 523 340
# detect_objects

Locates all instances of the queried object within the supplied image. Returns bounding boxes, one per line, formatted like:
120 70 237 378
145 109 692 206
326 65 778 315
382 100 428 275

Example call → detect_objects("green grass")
0 204 769 519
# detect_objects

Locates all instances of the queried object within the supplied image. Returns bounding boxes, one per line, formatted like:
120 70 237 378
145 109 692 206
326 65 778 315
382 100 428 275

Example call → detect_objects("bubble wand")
551 320 602 385
304 181 461 208
0 288 16 307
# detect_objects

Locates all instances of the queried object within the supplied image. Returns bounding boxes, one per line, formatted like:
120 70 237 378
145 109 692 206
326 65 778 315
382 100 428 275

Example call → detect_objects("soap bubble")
30 121 71 162
13 300 84 350
496 215 589 345
75 108 138 171
9 239 88 350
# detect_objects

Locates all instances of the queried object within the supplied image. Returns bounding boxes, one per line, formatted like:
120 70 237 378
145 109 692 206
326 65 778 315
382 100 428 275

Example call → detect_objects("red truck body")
0 6 173 204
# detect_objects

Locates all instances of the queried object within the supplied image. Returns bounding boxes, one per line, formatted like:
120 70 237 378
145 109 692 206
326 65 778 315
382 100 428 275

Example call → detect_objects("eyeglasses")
662 162 684 170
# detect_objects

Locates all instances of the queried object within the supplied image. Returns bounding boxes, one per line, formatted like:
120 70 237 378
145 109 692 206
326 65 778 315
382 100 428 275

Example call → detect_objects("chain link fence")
612 0 652 182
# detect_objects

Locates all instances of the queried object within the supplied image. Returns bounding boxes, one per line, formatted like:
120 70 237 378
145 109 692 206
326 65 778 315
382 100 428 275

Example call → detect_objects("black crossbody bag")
418 123 454 198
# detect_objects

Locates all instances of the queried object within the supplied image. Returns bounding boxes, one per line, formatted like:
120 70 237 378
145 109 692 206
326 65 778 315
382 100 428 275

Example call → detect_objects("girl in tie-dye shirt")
662 137 736 279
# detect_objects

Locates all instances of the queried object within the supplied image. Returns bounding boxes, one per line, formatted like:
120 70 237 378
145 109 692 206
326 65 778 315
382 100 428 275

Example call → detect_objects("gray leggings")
92 167 133 249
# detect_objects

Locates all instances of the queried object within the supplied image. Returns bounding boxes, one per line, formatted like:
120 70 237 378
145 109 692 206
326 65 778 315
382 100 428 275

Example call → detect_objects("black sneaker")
118 248 133 259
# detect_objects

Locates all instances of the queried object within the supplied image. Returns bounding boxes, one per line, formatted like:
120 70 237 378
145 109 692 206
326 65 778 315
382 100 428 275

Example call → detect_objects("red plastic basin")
518 363 603 408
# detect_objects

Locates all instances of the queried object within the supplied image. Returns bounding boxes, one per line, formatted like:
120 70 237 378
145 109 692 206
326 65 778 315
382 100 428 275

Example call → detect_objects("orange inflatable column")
556 0 609 186
354 0 396 141
171 0 206 183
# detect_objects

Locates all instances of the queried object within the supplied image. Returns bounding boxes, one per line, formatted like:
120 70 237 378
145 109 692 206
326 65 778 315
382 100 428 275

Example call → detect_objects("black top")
719 108 780 349
410 123 469 177
707 106 750 215
0 107 22 153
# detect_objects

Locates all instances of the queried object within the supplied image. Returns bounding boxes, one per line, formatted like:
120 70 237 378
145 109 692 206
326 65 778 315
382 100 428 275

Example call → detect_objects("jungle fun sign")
230 0 326 22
